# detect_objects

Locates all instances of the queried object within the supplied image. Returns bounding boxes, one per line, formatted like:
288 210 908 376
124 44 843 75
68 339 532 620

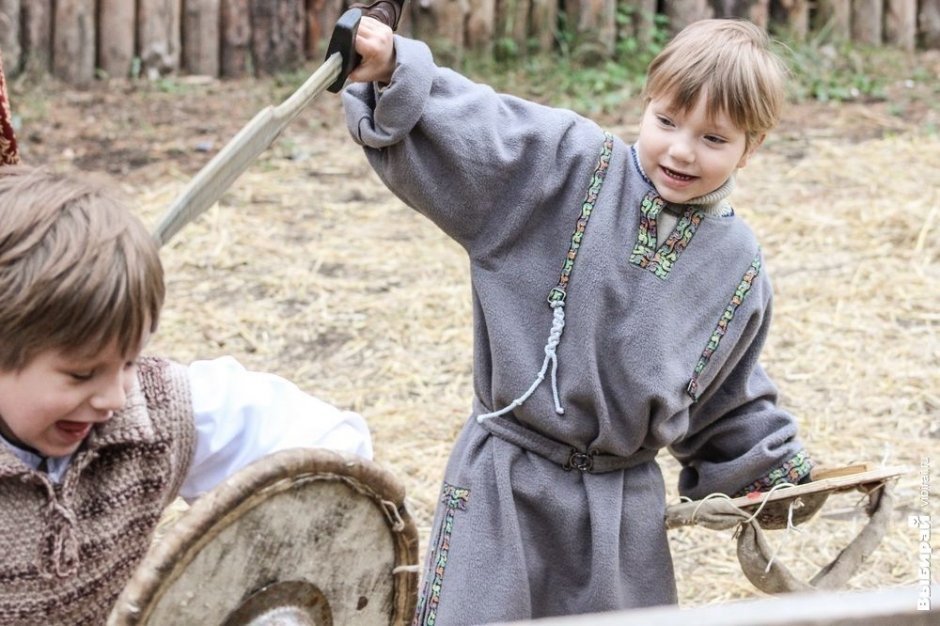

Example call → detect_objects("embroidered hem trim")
413 483 471 626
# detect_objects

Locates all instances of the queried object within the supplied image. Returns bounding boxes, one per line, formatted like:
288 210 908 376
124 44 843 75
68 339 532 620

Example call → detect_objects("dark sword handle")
353 0 406 30
325 0 406 93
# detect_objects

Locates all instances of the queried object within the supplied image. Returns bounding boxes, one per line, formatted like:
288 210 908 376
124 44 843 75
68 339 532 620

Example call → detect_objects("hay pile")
133 91 938 606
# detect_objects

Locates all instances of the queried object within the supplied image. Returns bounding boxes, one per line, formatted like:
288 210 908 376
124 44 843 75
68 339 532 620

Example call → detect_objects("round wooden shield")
109 448 419 625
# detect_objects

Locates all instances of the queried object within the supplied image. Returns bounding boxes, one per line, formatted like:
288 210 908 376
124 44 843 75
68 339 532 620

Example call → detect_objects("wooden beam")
665 0 712 35
815 0 850 40
53 0 96 86
221 0 251 78
770 0 809 41
99 0 137 78
620 0 658 50
922 0 940 49
183 0 221 76
885 0 917 51
466 0 496 55
250 0 305 75
850 0 882 45
711 0 769 29
493 0 530 58
0 0 21 75
567 0 617 62
410 0 467 66
138 0 183 78
304 0 336 58
492 585 940 625
22 0 52 74
529 0 555 54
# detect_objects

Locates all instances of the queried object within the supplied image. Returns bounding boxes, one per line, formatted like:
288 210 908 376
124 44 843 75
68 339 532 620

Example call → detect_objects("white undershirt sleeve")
178 356 373 502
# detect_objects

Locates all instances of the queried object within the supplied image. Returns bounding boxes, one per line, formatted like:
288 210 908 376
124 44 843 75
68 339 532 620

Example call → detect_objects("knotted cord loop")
477 300 566 422
476 132 614 423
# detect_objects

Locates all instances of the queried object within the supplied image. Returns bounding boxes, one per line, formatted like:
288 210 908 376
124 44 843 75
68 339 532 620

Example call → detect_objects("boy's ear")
737 133 766 168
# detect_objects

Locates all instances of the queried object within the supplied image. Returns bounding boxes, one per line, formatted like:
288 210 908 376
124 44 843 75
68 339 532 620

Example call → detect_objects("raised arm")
178 356 372 501
342 27 605 253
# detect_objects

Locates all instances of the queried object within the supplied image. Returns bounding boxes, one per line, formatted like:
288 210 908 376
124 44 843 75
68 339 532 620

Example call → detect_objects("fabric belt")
477 413 657 473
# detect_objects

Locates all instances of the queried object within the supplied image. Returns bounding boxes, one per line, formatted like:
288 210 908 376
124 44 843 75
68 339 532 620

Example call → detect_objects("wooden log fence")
0 0 936 84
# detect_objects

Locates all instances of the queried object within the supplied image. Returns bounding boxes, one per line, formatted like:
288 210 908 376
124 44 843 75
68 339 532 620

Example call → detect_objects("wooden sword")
152 0 405 247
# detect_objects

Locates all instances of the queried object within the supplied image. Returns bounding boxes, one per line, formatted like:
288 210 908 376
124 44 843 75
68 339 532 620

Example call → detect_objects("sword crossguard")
325 0 406 94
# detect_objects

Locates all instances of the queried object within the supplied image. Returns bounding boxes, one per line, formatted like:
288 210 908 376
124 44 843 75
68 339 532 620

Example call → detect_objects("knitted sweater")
0 357 196 625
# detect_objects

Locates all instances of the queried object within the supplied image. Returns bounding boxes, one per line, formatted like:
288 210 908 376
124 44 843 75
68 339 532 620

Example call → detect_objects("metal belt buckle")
564 449 595 472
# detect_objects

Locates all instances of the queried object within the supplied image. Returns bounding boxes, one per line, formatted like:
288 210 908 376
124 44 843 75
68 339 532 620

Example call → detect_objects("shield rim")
110 447 418 625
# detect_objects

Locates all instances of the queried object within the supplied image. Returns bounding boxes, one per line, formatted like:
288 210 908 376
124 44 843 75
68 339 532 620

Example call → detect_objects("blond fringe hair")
643 19 789 149
0 166 164 370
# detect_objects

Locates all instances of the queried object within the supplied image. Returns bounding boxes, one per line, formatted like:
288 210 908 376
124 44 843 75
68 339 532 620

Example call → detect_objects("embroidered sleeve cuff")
732 449 815 497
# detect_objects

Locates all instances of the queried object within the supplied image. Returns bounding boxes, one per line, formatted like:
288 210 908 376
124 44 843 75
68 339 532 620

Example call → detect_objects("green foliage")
461 9 915 112
152 77 195 95
461 7 668 115
778 29 892 103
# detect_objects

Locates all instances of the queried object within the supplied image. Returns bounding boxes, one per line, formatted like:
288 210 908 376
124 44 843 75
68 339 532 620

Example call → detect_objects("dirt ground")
8 50 939 611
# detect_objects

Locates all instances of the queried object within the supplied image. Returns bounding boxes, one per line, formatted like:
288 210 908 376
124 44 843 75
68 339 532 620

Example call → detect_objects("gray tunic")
343 37 811 625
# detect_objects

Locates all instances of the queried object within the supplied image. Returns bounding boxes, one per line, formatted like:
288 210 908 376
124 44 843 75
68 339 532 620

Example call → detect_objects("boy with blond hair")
344 18 814 623
0 165 372 624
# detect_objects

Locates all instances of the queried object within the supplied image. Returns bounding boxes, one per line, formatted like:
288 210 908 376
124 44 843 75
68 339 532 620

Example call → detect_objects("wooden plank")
770 0 809 41
665 465 909 529
22 0 52 74
466 0 496 55
53 0 96 86
139 0 183 78
221 0 251 77
922 0 940 48
0 0 21 75
250 0 305 75
815 0 850 40
885 0 917 50
183 0 221 76
99 0 137 78
664 0 712 35
494 585 940 625
850 0 882 45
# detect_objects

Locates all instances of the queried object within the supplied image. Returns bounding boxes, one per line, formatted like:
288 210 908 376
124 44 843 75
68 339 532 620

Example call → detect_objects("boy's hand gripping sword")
152 0 405 247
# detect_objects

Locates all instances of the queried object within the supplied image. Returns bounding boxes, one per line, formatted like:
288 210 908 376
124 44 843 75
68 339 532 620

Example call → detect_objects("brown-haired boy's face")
637 94 754 205
0 333 148 458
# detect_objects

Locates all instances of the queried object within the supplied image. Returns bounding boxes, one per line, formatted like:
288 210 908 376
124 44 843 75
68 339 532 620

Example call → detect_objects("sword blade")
154 52 343 246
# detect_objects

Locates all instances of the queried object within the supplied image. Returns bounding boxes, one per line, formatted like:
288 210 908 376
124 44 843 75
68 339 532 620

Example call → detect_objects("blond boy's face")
637 93 759 205
0 334 148 458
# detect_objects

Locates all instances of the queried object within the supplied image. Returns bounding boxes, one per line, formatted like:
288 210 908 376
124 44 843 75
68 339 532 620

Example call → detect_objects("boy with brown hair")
345 17 814 624
0 165 372 624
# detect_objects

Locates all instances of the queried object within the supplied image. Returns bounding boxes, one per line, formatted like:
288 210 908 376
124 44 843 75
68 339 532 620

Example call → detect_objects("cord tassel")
477 301 566 422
